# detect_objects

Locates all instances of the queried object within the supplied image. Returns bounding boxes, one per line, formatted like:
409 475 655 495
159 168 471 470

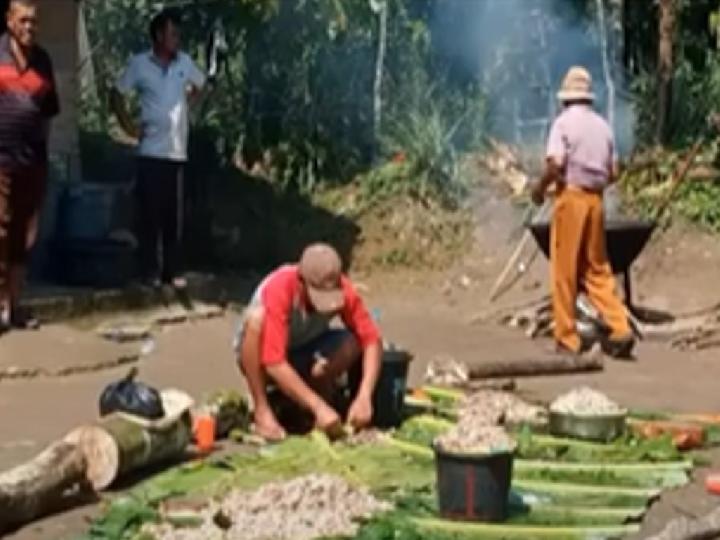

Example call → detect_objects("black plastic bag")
99 367 165 419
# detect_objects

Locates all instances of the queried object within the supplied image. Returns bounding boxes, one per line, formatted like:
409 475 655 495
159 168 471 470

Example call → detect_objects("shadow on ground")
185 168 361 275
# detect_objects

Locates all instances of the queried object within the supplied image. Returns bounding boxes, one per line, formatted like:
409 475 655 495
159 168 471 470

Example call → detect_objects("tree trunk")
656 0 676 144
65 412 192 491
467 354 603 380
609 0 625 72
372 0 388 159
0 442 89 534
596 0 615 129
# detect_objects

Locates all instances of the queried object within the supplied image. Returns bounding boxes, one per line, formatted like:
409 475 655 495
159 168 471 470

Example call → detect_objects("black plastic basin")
527 219 655 274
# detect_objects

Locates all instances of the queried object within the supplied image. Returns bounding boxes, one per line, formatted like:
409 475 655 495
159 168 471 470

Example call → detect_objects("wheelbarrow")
527 219 656 310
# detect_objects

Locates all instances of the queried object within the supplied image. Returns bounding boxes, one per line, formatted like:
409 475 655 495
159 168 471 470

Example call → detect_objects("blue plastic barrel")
57 184 115 240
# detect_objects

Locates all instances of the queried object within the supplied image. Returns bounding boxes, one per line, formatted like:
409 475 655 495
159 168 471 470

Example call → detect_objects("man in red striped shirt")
234 244 382 441
0 0 59 333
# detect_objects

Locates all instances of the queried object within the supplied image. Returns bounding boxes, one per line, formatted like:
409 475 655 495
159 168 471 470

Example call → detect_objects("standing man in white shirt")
111 9 206 289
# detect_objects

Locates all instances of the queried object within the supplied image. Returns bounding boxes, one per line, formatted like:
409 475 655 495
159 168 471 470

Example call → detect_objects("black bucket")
373 348 412 428
434 446 514 522
348 346 412 428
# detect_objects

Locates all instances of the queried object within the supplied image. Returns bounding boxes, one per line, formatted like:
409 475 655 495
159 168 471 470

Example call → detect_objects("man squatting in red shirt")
233 243 382 441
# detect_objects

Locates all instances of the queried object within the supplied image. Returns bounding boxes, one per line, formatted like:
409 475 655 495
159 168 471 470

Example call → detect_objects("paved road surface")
2 302 719 539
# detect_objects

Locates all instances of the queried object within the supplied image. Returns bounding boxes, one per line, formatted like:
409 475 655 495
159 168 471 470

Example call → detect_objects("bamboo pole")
489 201 550 302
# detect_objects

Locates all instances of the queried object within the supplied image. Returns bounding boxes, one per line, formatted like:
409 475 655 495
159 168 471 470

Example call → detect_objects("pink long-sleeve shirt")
546 104 617 192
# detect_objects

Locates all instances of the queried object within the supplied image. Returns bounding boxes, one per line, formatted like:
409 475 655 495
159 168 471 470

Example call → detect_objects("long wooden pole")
489 201 550 302
373 0 388 157
653 140 703 223
467 353 603 380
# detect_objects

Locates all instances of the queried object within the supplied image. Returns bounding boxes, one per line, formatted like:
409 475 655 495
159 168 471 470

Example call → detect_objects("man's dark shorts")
0 166 46 287
267 329 360 428
286 329 353 380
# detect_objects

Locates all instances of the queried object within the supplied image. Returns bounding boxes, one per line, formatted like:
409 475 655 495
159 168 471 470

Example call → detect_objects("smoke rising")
430 0 634 155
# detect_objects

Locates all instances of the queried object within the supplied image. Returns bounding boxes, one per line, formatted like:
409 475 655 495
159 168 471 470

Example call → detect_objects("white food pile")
424 356 470 386
435 423 517 455
143 474 391 540
550 387 624 416
458 390 546 426
433 390 541 455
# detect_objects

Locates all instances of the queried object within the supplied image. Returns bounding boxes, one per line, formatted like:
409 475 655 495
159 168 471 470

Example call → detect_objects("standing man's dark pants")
135 157 184 284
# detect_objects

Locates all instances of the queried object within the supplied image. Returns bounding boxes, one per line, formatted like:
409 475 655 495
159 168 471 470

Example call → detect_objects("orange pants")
550 188 631 352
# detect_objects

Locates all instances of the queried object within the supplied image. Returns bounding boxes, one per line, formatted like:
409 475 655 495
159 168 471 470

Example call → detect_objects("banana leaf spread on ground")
78 389 701 540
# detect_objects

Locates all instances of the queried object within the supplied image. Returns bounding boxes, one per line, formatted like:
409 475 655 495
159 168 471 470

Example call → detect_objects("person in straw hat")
531 66 635 359
233 243 382 441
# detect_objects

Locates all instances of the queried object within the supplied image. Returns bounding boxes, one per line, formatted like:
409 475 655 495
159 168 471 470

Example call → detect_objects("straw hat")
557 66 595 103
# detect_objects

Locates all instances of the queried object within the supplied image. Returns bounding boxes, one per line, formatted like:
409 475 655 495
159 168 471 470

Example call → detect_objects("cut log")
66 412 191 491
0 441 89 534
467 354 603 380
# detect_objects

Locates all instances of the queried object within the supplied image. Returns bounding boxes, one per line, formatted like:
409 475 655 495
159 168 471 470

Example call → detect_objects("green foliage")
81 421 692 540
129 458 232 503
361 81 486 206
673 178 720 231
81 0 486 204
620 144 720 232
631 55 720 147
394 414 452 447
82 497 158 540
516 429 682 464
516 479 660 509
514 466 688 489
351 512 447 540
629 0 720 147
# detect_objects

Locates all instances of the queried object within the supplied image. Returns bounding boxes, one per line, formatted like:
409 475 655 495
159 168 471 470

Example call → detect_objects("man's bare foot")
252 408 286 442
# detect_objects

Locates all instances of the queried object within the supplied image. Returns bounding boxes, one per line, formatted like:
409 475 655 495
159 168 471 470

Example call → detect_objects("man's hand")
531 181 546 206
347 394 373 430
110 88 142 144
314 402 342 436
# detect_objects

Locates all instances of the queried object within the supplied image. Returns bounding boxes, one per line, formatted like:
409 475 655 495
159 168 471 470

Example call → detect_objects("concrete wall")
38 0 79 181
33 0 80 279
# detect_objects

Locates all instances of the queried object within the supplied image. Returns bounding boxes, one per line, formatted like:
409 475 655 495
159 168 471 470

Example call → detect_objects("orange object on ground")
193 414 216 453
551 188 632 352
630 420 705 450
706 473 720 495
411 388 430 401
674 413 720 425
